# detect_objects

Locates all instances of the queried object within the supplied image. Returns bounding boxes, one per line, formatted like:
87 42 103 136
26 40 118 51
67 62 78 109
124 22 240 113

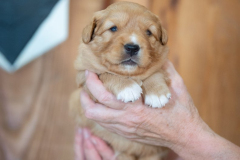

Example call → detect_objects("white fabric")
0 0 69 73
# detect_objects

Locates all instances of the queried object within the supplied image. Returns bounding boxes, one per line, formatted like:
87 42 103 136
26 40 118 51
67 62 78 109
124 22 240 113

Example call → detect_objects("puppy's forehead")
108 12 129 19
105 12 156 27
106 12 129 25
100 3 160 32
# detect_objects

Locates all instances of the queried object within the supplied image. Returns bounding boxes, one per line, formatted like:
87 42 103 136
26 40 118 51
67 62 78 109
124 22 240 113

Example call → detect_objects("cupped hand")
80 60 211 150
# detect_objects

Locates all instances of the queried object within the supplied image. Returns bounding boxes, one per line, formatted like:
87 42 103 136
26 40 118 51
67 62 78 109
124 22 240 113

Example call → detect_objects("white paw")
145 93 171 108
117 83 142 103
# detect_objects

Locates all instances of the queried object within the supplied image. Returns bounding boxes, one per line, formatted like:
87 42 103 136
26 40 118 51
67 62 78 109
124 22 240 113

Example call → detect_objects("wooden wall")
0 0 239 159
151 0 240 145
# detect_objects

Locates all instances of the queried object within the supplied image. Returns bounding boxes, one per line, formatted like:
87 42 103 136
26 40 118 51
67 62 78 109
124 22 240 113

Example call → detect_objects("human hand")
75 128 115 160
80 60 212 151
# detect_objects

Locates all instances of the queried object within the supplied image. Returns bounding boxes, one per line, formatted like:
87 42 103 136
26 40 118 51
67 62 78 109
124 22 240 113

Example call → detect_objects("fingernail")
85 70 89 77
83 129 90 139
91 137 97 145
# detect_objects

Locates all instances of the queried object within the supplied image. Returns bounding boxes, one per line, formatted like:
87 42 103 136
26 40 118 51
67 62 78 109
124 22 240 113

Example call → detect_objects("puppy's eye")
146 30 152 36
110 26 117 32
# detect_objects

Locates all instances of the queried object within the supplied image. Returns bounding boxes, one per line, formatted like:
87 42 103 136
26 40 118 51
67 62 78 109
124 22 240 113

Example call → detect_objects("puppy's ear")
160 26 168 45
82 19 97 44
82 11 105 44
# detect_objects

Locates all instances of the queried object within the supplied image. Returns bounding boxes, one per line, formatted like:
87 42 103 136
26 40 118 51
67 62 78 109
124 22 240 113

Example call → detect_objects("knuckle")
84 109 94 119
98 93 112 103
173 74 184 86
177 76 184 84
84 141 94 149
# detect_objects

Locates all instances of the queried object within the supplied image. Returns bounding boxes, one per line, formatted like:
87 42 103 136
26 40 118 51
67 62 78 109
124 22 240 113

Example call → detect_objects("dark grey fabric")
0 0 58 64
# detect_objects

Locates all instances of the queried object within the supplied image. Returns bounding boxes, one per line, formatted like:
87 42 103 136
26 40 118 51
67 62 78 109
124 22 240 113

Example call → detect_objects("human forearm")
172 121 240 160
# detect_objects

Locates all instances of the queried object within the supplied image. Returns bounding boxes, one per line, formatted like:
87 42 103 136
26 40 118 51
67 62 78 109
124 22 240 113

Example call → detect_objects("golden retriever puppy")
70 1 170 160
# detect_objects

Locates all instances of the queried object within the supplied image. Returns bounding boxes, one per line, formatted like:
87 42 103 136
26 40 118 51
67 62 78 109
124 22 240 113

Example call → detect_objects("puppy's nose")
124 44 140 56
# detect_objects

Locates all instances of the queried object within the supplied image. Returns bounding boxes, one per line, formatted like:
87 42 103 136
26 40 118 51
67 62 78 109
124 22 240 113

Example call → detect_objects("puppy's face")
82 2 168 76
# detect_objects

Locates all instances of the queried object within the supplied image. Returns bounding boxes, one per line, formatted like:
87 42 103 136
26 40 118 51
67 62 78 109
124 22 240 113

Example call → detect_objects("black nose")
124 44 140 56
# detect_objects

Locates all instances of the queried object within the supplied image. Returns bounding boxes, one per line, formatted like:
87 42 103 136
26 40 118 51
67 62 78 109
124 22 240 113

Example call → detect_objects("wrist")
174 124 216 160
171 119 240 160
168 115 213 158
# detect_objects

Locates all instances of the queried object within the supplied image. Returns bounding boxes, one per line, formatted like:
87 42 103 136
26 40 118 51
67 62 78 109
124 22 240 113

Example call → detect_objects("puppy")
70 2 170 160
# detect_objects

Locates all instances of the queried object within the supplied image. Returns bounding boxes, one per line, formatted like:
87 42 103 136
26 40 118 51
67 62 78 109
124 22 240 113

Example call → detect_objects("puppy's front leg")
99 73 142 103
143 72 171 108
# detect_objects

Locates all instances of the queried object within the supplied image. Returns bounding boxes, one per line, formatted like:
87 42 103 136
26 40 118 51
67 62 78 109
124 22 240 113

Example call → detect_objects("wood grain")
152 0 240 145
0 0 240 160
0 0 105 160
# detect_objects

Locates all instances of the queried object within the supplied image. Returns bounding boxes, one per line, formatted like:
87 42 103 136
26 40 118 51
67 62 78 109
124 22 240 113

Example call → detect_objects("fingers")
75 128 115 160
75 128 84 160
91 135 115 160
85 70 125 109
83 128 102 160
80 91 123 122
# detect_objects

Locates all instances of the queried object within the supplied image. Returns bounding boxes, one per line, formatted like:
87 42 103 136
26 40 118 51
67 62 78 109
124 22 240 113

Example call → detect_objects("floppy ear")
82 10 105 44
82 18 97 44
160 26 168 45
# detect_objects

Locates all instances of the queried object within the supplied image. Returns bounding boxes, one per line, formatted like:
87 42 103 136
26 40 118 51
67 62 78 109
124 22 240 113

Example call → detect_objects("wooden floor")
0 0 239 160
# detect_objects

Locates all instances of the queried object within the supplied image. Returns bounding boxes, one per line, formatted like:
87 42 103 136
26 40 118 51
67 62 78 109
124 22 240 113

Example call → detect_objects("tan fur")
142 71 170 100
70 2 170 159
99 73 143 96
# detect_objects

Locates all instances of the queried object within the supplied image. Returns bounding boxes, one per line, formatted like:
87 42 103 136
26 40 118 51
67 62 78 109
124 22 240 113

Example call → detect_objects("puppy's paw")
117 83 142 103
145 92 171 108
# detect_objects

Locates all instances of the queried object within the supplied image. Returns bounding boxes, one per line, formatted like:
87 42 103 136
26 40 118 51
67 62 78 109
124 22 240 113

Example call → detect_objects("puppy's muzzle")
124 44 140 57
